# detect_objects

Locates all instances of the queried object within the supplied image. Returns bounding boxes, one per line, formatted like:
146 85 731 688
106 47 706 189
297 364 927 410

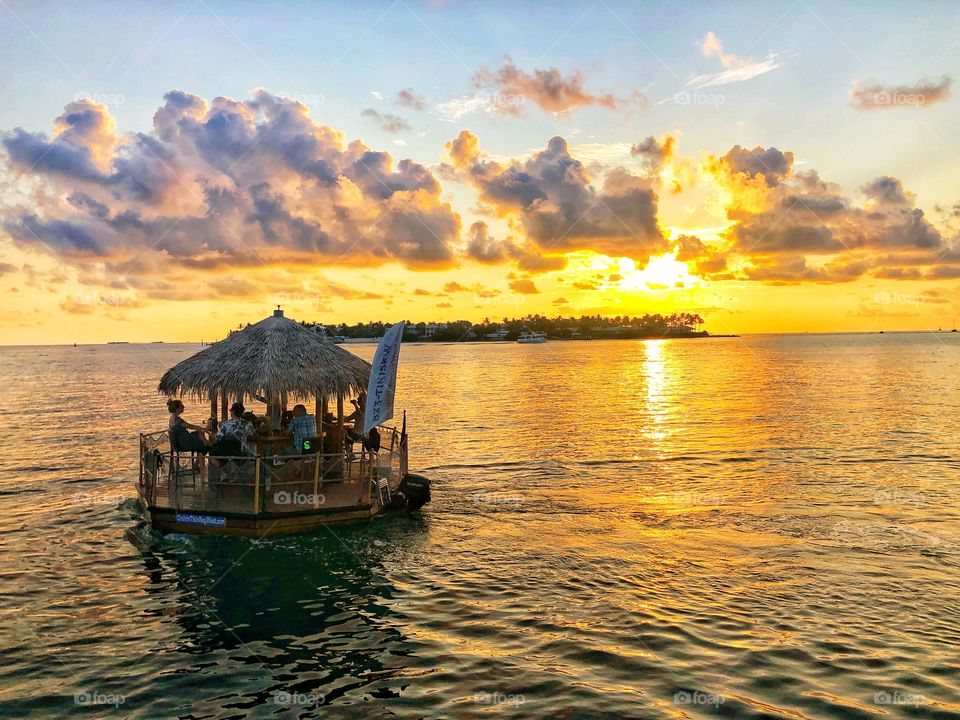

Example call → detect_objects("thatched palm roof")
158 310 370 400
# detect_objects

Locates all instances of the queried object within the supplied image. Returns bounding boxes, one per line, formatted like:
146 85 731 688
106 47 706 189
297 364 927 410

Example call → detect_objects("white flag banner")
363 321 405 433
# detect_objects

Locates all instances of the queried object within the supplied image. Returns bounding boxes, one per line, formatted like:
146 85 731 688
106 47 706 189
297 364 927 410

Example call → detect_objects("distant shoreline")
10 329 960 347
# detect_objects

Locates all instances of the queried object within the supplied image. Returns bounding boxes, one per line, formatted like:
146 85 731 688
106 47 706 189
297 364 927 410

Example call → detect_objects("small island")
293 313 734 343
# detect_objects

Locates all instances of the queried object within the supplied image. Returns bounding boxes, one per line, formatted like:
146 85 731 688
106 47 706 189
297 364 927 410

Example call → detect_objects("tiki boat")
137 309 430 537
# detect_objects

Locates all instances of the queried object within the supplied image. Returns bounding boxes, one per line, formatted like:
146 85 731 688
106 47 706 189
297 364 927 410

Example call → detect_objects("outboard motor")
391 473 431 514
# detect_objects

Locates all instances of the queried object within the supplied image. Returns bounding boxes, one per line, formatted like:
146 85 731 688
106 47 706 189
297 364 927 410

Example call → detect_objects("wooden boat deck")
139 428 406 536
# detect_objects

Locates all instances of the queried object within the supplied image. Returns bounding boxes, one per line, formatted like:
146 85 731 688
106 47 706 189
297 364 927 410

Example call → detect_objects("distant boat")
517 331 547 344
151 341 165 344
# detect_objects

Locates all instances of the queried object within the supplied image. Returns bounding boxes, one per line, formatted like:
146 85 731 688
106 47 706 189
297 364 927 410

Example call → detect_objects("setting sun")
617 250 701 292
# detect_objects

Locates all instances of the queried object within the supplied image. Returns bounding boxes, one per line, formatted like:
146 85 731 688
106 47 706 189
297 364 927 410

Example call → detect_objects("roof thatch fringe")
158 311 371 400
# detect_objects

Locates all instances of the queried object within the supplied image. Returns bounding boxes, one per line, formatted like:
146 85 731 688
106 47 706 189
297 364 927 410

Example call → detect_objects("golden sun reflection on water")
640 339 668 445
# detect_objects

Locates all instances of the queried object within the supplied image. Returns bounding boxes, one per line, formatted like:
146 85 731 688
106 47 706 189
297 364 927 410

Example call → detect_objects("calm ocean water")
0 334 958 719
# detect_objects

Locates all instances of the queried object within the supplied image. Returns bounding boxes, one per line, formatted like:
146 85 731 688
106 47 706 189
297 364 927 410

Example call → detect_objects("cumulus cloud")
631 134 676 172
629 132 695 193
720 144 795 186
463 220 568 273
702 143 949 283
687 32 781 89
862 176 911 206
850 76 952 109
465 221 510 263
446 132 668 262
0 90 462 298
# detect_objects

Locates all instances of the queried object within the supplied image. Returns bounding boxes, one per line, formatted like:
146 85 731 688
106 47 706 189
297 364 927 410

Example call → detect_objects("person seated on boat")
167 399 212 454
210 402 254 457
343 398 365 455
287 404 317 454
320 410 338 454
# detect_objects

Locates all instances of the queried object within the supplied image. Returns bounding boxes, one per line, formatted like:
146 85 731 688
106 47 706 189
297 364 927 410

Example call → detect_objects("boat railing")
139 425 405 517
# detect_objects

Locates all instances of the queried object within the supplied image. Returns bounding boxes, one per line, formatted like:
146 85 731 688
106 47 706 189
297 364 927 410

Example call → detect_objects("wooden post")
270 391 281 431
319 393 328 448
221 390 228 422
254 458 261 514
313 453 321 509
336 393 345 455
209 391 218 432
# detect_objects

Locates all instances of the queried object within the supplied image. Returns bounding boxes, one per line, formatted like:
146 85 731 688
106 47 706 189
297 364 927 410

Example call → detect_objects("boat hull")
140 495 380 537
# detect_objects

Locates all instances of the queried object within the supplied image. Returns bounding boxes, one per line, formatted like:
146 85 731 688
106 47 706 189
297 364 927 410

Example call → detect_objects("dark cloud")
465 221 509 263
744 256 869 284
4 214 101 254
394 89 426 110
0 90 462 286
721 145 794 186
3 128 107 183
630 134 675 174
361 108 412 133
0 262 16 276
448 132 667 262
508 278 539 294
471 58 626 115
711 148 944 270
873 267 923 280
862 176 910 206
850 76 952 110
925 266 960 279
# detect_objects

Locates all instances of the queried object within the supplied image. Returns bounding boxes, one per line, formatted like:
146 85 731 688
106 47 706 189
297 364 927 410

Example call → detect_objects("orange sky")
1 12 958 343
